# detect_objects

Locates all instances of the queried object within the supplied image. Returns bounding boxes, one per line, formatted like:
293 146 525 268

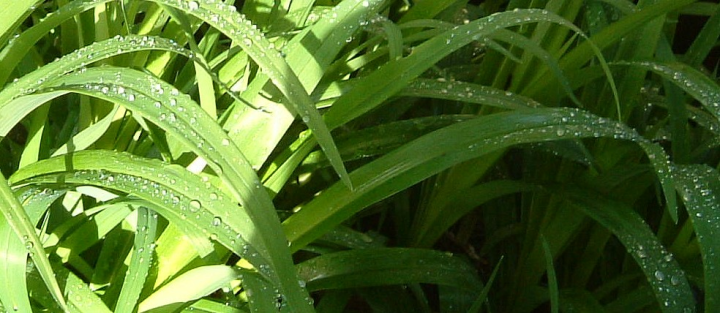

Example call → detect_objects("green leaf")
541 235 559 313
0 186 65 312
619 61 720 121
466 257 502 313
323 9 604 129
30 65 310 311
116 207 158 313
149 0 351 189
0 172 67 311
296 248 482 292
674 164 720 311
11 150 269 277
284 108 677 251
563 188 696 313
139 265 241 312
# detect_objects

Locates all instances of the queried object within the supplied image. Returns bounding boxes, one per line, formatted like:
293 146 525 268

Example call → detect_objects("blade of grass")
115 207 158 313
398 78 542 110
618 61 720 120
296 248 483 292
0 0 115 86
0 0 39 47
323 8 612 129
0 172 67 311
467 257 503 313
11 150 270 276
674 164 720 311
563 187 696 312
541 235 560 313
150 0 351 189
51 104 120 157
284 107 677 251
139 265 241 312
31 65 311 311
0 186 65 312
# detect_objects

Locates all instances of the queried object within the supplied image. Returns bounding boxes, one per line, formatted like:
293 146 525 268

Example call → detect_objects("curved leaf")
284 108 676 250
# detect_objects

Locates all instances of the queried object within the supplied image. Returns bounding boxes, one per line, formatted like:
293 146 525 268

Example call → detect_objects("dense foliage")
0 0 719 312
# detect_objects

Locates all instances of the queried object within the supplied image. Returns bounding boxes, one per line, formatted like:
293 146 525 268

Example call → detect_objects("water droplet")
188 1 199 10
654 270 665 281
671 275 681 285
25 241 34 250
212 216 222 227
189 200 202 212
209 233 219 240
221 138 230 146
209 192 218 200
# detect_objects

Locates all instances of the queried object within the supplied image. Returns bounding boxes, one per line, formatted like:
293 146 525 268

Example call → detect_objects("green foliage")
0 0 718 312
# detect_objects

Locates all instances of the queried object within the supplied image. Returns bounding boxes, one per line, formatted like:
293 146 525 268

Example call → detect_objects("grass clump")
0 0 718 312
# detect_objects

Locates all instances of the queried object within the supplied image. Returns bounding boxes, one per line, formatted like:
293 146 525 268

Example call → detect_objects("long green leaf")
116 207 158 313
323 9 602 129
674 164 720 311
139 265 241 312
284 107 676 250
0 173 67 311
619 61 720 121
148 0 351 189
564 188 696 313
30 65 311 311
296 248 482 291
0 186 65 312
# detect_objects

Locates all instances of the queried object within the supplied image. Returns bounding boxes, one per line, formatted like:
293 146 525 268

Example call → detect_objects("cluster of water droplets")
635 61 720 119
675 166 719 282
411 78 542 110
623 232 695 312
66 168 265 264
8 35 185 102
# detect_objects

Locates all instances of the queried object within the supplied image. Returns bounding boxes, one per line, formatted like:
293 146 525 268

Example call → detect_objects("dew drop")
671 275 681 286
189 200 202 212
221 138 230 146
212 216 222 227
654 270 665 281
188 1 199 10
